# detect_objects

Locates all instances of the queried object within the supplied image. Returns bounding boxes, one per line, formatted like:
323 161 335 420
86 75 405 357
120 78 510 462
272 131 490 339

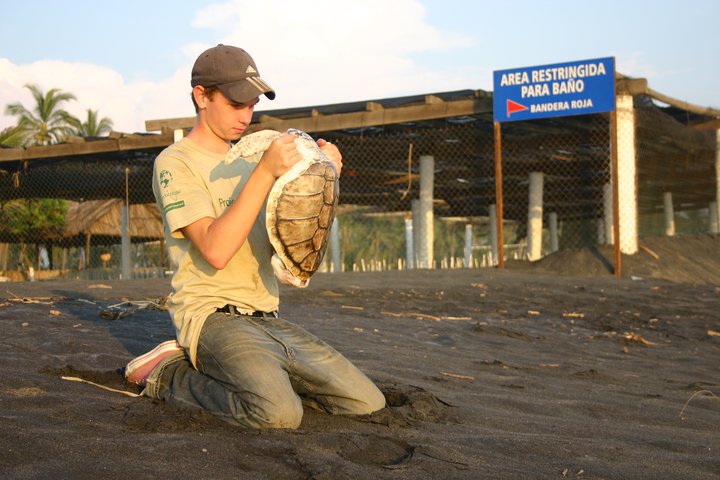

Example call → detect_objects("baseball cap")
191 44 276 103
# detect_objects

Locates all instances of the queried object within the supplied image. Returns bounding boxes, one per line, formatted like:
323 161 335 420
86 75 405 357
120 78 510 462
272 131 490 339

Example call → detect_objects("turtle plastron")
226 129 339 285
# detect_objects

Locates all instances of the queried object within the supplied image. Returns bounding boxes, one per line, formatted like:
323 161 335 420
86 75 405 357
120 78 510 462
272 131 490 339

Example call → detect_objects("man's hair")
191 86 220 113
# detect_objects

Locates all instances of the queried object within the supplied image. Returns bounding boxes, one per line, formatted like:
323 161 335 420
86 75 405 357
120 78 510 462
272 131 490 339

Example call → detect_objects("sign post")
492 57 617 273
493 57 615 122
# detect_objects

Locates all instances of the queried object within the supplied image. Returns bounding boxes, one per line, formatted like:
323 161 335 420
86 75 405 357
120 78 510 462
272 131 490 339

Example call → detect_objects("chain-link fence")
493 113 612 263
0 94 716 280
319 117 497 272
634 99 718 238
0 149 164 281
319 113 614 272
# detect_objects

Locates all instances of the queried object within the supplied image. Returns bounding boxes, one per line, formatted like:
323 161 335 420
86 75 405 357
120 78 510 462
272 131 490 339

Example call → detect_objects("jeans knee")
360 386 387 414
249 397 304 429
342 384 386 416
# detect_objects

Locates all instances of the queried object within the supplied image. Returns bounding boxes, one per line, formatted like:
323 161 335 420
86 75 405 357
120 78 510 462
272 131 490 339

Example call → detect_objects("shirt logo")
159 170 173 188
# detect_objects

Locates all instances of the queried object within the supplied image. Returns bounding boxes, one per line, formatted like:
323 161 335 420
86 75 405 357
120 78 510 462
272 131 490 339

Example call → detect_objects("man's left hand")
317 139 342 176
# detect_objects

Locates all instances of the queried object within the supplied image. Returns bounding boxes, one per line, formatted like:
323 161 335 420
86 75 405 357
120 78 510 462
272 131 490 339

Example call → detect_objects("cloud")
193 0 477 106
0 58 193 133
615 52 657 80
0 0 480 134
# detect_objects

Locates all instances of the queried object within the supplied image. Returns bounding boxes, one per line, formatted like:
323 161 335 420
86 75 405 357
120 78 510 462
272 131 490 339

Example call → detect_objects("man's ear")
193 85 208 109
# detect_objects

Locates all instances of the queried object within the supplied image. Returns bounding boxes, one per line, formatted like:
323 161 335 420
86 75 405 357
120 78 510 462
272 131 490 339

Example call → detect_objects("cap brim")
217 77 275 104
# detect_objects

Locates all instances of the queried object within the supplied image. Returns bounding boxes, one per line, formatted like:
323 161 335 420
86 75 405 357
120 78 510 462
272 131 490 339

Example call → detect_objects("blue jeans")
144 311 386 429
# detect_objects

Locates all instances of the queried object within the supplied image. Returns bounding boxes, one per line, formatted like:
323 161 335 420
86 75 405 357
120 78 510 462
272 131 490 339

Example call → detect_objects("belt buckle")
219 305 277 318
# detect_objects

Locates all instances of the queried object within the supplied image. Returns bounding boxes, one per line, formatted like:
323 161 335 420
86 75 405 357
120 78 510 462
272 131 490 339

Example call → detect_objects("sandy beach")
1 235 718 479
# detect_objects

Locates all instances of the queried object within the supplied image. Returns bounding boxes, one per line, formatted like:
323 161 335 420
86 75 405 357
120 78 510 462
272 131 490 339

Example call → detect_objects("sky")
1 0 718 134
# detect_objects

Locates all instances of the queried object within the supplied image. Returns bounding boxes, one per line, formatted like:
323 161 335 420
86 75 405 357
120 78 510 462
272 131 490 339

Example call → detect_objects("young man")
125 44 385 429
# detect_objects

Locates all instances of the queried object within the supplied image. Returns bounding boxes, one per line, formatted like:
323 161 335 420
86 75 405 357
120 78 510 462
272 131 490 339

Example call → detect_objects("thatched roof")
62 199 163 244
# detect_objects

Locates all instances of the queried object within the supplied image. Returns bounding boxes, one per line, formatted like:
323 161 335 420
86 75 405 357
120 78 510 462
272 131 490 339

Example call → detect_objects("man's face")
201 88 259 142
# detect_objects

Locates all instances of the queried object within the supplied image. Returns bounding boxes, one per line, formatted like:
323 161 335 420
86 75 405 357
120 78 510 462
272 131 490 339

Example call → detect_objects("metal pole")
493 121 505 269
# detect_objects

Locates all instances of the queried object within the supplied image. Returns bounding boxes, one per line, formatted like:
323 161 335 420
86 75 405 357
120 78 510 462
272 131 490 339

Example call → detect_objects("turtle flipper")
271 253 309 288
225 129 282 164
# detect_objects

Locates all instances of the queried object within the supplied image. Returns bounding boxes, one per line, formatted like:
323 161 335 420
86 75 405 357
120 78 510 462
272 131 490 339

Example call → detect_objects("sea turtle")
226 128 339 286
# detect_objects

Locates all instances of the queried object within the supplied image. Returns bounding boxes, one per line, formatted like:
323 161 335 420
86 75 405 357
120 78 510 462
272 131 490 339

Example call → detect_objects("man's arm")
182 134 303 269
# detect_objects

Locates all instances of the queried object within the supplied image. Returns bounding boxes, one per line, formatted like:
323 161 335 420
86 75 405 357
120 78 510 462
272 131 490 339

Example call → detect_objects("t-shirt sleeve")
153 153 215 238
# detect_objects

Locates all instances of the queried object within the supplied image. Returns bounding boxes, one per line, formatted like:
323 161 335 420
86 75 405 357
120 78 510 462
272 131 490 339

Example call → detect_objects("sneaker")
125 340 183 386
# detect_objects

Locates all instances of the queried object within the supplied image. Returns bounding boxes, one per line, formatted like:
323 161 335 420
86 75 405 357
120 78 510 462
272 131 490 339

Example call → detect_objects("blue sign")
493 57 615 122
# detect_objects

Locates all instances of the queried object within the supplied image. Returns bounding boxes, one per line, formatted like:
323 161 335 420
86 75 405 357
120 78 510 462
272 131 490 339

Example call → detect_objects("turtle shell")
227 129 339 282
267 155 338 281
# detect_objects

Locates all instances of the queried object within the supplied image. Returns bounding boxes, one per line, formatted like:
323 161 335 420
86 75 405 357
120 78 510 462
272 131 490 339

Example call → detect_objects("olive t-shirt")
152 137 279 366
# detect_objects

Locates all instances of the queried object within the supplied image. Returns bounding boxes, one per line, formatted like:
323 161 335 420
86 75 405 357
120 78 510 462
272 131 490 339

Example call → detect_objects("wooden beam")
0 133 174 163
145 116 195 132
241 95 494 135
0 148 25 162
615 77 648 96
691 118 720 131
616 75 720 118
116 132 174 150
258 114 279 123
646 87 720 118
425 95 443 104
145 91 495 135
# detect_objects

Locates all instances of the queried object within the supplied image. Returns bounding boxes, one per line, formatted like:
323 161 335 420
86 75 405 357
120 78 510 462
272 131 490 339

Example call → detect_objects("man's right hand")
259 133 302 179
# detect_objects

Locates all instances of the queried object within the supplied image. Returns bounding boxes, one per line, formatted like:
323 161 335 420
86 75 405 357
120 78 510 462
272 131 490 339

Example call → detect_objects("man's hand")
258 133 303 179
317 139 342 176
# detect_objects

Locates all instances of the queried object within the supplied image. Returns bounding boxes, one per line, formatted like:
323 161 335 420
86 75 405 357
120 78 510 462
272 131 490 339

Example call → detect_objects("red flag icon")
506 99 528 116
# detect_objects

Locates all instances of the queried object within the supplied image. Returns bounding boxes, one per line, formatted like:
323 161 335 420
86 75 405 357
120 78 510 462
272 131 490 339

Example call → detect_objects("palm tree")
0 126 27 147
4 84 78 146
69 109 114 137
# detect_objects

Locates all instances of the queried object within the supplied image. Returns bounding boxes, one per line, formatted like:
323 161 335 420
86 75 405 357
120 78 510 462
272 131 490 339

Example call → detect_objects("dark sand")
1 235 718 479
